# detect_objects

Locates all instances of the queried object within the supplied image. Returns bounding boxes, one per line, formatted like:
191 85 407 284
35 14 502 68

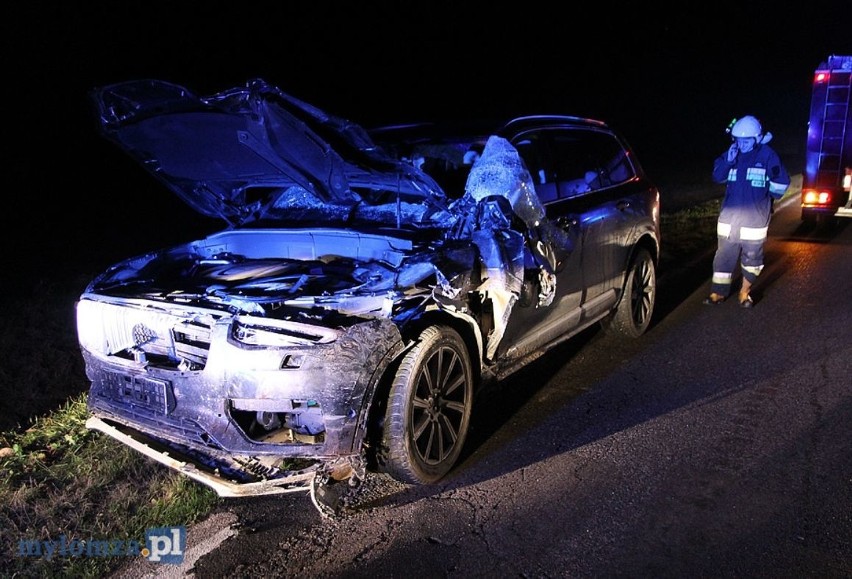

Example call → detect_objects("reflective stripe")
712 272 733 285
769 180 788 195
717 222 732 238
742 264 764 276
741 226 768 241
727 168 737 182
745 167 767 186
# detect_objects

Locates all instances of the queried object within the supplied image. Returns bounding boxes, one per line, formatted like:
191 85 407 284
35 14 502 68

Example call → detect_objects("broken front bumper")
79 297 406 501
86 415 318 497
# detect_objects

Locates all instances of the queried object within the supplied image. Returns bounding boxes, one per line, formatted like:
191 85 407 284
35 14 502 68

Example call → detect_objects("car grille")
78 299 220 370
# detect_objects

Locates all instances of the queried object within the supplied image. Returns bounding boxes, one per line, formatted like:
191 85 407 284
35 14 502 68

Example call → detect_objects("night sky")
4 1 850 286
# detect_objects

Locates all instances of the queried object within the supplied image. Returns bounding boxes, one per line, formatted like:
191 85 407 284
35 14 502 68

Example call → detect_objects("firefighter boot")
739 278 754 308
702 292 726 305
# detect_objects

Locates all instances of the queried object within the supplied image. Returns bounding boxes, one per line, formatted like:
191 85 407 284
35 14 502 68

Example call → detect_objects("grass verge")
0 395 220 577
659 197 722 269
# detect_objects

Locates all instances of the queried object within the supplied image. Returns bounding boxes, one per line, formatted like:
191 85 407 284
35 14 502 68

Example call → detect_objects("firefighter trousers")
710 236 765 298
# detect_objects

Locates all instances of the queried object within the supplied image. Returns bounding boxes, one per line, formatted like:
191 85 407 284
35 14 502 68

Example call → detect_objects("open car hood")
90 78 445 226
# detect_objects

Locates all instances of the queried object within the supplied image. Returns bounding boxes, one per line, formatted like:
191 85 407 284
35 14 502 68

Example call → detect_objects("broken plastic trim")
87 415 367 518
85 416 316 497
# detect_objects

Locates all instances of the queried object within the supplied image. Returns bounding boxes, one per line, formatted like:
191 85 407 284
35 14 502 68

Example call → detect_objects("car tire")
381 325 473 485
602 247 656 338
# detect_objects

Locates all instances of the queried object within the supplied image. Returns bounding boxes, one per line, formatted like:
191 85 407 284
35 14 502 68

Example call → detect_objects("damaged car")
77 78 660 515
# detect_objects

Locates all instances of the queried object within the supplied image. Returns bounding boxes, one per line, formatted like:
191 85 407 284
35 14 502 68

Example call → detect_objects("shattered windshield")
463 135 546 228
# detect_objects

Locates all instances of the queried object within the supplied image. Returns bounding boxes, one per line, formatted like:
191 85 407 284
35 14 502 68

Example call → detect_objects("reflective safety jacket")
712 144 790 241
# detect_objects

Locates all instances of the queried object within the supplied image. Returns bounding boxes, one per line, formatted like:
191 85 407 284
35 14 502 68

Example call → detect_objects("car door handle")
616 200 631 211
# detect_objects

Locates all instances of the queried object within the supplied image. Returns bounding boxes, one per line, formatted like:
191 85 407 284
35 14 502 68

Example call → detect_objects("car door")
545 127 642 322
494 128 586 362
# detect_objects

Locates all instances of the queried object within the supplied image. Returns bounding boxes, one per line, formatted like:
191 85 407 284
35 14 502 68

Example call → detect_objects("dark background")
3 1 850 286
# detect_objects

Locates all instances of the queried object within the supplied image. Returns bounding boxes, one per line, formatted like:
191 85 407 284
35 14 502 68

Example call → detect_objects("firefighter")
704 115 790 308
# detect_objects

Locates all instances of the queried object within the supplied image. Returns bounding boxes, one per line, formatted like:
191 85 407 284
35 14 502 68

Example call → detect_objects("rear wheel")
381 326 473 485
602 247 656 338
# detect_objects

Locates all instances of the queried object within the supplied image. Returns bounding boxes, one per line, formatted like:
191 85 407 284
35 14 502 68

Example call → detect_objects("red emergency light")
814 71 829 83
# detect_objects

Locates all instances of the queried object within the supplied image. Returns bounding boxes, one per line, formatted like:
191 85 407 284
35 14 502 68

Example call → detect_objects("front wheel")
602 247 656 338
380 326 473 485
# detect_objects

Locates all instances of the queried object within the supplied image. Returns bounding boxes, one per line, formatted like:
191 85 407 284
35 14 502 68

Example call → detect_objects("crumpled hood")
90 78 445 226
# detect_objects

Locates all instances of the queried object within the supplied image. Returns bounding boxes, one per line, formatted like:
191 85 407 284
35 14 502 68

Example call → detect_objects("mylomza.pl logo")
18 526 186 564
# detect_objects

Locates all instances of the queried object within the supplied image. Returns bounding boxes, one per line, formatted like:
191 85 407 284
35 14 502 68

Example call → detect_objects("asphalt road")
115 199 852 578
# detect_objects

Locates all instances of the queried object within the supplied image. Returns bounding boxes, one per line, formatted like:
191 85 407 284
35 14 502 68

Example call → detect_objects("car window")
549 129 636 200
512 132 558 203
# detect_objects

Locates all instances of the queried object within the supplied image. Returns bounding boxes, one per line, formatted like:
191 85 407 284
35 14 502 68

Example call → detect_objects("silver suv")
78 78 660 514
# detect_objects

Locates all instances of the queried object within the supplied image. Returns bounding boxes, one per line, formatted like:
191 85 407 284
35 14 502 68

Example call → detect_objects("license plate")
107 373 175 415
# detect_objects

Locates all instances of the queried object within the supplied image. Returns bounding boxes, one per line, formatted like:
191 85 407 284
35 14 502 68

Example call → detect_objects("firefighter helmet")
730 116 763 139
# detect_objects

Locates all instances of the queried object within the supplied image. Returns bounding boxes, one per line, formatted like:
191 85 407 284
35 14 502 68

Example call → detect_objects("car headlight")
231 317 340 347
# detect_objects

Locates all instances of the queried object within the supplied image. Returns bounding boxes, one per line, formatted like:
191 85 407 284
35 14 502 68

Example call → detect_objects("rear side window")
548 129 635 200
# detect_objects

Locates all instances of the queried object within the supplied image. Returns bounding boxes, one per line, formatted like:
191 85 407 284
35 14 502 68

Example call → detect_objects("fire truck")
802 55 852 224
